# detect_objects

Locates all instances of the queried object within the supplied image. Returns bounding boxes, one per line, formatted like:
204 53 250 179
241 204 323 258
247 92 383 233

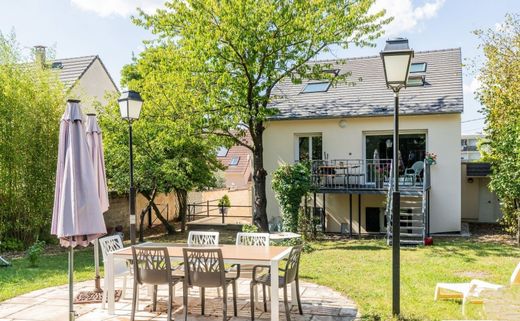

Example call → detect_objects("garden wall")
103 192 178 233
188 187 252 218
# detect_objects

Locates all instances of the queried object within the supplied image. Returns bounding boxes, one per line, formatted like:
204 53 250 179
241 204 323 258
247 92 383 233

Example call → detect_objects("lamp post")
118 90 143 245
380 38 414 316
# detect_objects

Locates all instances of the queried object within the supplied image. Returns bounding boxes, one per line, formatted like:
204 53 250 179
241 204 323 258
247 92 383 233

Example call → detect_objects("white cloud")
463 77 480 95
371 0 446 36
70 0 164 17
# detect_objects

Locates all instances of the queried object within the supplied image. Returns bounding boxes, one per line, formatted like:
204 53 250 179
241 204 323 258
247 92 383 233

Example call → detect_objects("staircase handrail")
385 161 394 245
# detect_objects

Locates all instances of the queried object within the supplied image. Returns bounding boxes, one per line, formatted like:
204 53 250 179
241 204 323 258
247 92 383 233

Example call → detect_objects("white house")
263 48 463 244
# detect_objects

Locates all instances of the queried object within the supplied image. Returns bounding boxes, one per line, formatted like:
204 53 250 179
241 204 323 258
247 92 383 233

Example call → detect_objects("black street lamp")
380 38 414 316
118 90 143 245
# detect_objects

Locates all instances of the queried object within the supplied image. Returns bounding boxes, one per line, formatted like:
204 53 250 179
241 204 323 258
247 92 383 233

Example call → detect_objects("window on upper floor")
296 134 322 161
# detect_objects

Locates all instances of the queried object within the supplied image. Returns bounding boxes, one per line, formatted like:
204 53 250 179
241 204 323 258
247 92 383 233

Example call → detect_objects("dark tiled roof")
50 55 98 90
269 48 463 120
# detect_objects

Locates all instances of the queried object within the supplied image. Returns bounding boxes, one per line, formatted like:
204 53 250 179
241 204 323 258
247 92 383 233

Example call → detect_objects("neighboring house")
216 144 252 189
264 48 463 244
34 46 119 109
460 134 502 223
461 134 481 161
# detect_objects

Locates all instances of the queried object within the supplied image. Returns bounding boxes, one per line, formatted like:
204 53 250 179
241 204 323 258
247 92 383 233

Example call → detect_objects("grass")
0 233 519 320
0 247 96 302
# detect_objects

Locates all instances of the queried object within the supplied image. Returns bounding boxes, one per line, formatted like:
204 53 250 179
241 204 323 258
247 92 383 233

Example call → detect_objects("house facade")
263 48 463 242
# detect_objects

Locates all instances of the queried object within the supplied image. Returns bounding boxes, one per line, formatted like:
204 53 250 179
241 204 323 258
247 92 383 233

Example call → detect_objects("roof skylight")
217 147 228 157
407 75 425 87
229 156 240 166
410 62 427 73
302 81 331 93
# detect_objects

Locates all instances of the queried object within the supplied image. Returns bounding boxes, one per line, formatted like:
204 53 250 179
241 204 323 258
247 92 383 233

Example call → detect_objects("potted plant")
425 152 437 165
218 194 231 215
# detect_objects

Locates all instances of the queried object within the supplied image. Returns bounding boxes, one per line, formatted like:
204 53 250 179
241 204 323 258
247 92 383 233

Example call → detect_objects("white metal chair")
99 235 131 308
188 231 219 246
403 161 424 186
235 233 270 306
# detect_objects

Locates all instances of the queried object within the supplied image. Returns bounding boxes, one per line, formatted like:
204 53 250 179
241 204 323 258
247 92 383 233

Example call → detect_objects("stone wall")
188 187 252 218
103 192 178 233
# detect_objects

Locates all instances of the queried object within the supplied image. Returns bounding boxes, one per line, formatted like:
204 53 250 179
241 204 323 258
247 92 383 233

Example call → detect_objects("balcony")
310 159 428 194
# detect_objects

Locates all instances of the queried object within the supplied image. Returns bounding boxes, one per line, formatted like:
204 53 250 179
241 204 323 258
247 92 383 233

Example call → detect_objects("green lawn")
1 234 518 321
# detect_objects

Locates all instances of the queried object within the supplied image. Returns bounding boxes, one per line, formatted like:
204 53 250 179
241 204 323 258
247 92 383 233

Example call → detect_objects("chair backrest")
511 261 520 285
235 232 270 247
131 246 172 286
283 245 303 284
183 247 225 288
99 235 124 262
412 161 424 174
188 231 219 246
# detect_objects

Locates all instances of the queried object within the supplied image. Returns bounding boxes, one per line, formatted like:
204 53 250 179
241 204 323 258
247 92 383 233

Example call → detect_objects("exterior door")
478 178 500 223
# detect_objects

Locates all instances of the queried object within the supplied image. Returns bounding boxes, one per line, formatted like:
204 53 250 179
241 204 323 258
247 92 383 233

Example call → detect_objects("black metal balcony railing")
310 159 425 192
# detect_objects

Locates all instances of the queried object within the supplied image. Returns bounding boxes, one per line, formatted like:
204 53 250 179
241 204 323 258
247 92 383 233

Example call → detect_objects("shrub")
26 240 45 267
218 194 231 207
272 162 312 233
242 224 259 233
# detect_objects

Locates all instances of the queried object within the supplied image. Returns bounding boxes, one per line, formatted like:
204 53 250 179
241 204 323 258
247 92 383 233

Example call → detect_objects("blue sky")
0 0 518 134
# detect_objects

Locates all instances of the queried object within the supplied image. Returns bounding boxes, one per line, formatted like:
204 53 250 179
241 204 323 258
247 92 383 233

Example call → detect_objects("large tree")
0 33 64 247
132 0 388 231
476 14 520 243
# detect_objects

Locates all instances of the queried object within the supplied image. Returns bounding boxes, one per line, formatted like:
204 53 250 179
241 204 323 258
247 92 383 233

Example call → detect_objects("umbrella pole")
69 242 75 321
94 239 102 292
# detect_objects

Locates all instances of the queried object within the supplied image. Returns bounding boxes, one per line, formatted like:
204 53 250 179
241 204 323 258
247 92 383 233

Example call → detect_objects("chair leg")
232 280 238 316
283 285 291 321
222 285 228 321
295 279 303 315
101 287 107 310
262 284 267 312
167 284 173 321
250 282 256 321
152 285 158 312
201 287 205 315
131 281 138 321
183 282 188 321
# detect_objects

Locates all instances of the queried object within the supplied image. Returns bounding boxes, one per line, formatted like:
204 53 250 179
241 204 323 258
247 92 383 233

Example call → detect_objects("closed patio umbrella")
85 114 109 294
51 100 106 321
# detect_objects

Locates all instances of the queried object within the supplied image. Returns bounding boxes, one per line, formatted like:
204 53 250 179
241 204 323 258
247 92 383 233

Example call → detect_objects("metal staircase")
386 162 431 246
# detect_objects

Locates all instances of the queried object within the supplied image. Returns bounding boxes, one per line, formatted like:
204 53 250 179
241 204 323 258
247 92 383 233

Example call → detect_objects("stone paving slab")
0 278 359 320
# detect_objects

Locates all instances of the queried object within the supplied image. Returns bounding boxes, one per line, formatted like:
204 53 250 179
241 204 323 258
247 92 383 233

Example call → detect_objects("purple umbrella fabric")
86 114 109 213
85 114 109 293
51 101 106 247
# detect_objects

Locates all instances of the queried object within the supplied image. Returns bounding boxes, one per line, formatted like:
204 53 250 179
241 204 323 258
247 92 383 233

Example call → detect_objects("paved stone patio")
0 278 359 320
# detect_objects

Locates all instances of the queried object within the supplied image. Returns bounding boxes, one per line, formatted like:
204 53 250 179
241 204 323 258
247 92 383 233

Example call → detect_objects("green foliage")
241 224 259 233
0 32 65 246
0 238 24 252
130 0 389 231
475 14 520 239
26 240 45 268
218 195 231 208
272 162 312 232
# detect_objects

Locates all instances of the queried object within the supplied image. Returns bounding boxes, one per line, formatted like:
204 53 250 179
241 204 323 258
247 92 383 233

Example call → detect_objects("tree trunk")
142 192 176 235
175 189 188 232
252 122 269 232
138 189 157 242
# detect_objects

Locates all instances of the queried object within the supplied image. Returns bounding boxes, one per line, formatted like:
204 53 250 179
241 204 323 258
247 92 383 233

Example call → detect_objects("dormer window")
302 81 331 93
410 62 427 73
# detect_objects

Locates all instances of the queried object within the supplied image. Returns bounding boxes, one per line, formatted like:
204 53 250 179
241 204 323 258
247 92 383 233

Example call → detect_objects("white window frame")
294 133 323 162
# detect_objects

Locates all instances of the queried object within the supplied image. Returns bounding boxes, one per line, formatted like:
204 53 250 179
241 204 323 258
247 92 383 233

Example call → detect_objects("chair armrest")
252 265 271 280
226 264 241 279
